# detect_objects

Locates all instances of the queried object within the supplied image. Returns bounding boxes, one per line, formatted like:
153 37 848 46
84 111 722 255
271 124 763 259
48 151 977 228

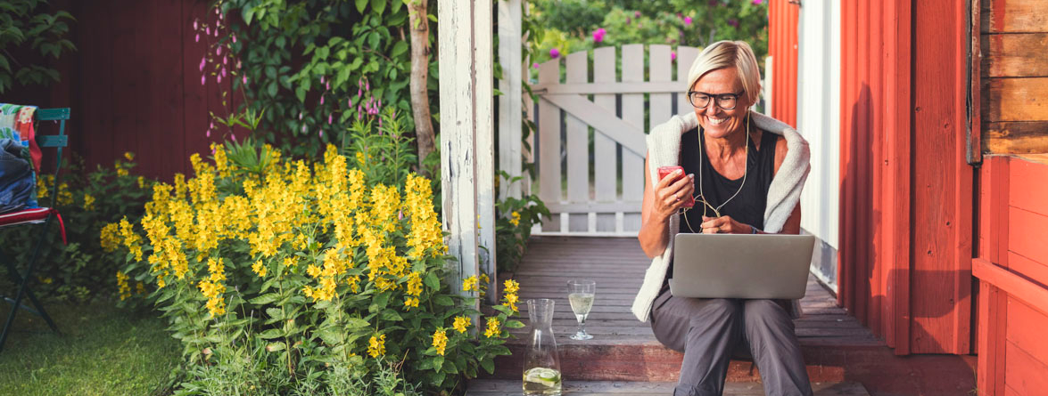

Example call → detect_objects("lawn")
0 301 179 396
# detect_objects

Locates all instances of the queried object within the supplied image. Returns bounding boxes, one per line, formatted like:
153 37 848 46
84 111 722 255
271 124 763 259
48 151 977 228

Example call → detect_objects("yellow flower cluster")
368 334 386 358
116 271 131 301
197 258 227 317
479 273 490 298
100 222 121 252
252 260 267 278
404 174 445 260
432 328 448 356
462 275 479 293
118 218 143 262
404 271 423 309
484 317 501 338
503 279 520 313
453 316 471 333
83 194 96 211
510 211 521 227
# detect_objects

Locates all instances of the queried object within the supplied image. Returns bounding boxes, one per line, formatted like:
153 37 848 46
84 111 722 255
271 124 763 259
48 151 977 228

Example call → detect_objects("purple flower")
549 48 560 59
634 10 641 18
199 57 206 72
193 20 198 30
671 51 677 61
217 74 222 83
206 27 210 35
684 16 693 26
221 67 227 77
326 81 330 90
216 46 222 56
728 19 739 28
358 88 363 98
319 129 323 137
232 35 237 44
532 62 539 68
206 129 211 137
328 114 333 124
242 76 248 85
348 98 352 107
320 95 325 105
298 112 303 120
223 56 227 65
752 0 763 4
626 16 631 25
320 76 325 84
195 33 200 42
231 133 236 142
201 75 206 85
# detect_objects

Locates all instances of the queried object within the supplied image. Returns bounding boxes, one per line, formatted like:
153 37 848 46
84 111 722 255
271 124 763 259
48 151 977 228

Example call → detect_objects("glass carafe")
522 299 562 395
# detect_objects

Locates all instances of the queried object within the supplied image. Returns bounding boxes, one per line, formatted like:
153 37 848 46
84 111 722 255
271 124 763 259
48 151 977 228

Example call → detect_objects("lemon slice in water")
524 367 561 387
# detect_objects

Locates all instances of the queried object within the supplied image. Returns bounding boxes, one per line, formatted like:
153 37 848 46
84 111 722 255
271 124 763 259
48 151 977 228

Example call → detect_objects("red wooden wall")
836 0 973 355
767 0 798 128
975 155 1048 396
6 0 235 180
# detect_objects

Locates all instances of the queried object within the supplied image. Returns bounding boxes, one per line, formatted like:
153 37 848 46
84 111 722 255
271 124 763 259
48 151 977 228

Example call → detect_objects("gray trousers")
650 289 813 396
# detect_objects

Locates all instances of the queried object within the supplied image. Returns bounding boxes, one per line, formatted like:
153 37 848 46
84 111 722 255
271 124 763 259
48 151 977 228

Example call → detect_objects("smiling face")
691 67 753 140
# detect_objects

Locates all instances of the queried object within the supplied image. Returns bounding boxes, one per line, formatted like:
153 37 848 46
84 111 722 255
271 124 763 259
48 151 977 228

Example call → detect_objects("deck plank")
466 380 870 395
502 236 880 348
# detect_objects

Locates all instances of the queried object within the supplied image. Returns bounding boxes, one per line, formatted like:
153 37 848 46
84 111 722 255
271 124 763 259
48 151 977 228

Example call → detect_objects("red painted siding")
768 0 798 128
835 0 972 355
6 0 233 180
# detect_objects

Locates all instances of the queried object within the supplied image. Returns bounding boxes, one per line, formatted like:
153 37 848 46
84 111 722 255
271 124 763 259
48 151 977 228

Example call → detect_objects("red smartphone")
657 166 694 208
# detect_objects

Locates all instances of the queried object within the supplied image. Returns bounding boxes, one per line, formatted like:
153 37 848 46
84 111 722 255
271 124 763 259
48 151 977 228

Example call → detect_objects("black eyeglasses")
687 90 745 110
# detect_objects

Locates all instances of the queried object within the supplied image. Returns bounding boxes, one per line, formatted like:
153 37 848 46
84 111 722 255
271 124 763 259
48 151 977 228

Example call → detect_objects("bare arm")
638 155 694 259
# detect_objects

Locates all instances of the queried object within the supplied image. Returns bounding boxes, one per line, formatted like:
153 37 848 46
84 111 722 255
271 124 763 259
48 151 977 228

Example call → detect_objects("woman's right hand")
652 169 695 221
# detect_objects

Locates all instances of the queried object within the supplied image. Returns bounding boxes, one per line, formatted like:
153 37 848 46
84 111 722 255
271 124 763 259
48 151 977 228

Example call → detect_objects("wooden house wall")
5 0 235 181
980 0 1048 154
835 0 973 355
975 155 1048 396
768 0 799 128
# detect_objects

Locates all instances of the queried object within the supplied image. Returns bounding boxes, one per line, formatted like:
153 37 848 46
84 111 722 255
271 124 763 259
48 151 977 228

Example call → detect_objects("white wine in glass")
567 280 596 340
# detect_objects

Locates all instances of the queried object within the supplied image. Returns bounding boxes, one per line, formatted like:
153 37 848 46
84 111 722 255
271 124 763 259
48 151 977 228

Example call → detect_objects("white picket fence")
515 45 699 235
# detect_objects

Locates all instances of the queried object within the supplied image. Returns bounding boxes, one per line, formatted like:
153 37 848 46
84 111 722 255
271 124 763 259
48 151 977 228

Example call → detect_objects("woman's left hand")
700 215 753 234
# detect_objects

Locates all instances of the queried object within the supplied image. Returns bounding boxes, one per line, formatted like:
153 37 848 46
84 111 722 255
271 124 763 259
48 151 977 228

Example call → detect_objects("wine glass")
567 280 596 340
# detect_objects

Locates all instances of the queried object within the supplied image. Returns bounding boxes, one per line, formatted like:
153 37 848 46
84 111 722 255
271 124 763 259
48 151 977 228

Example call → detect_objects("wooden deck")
466 380 869 395
488 236 882 383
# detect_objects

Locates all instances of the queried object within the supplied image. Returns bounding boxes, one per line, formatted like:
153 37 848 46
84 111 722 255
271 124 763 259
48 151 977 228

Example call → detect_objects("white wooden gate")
524 45 699 235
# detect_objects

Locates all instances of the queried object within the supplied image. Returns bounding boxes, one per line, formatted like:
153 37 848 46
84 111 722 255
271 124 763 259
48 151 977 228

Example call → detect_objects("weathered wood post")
438 0 495 308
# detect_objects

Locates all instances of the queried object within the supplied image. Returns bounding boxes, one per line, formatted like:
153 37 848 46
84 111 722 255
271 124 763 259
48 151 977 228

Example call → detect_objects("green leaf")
267 81 278 97
355 0 368 13
371 0 386 15
345 318 370 329
434 295 454 306
370 292 391 313
424 272 440 291
491 304 513 316
265 307 285 321
392 41 408 58
259 328 284 339
250 293 281 305
381 309 403 322
316 327 343 345
266 342 286 352
432 355 444 371
480 358 495 374
243 7 255 25
505 320 525 329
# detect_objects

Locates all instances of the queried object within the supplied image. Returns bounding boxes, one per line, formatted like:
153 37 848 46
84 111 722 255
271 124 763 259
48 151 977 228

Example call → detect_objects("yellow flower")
116 167 129 177
116 271 131 301
100 222 121 252
505 292 519 313
504 279 520 295
124 152 135 161
510 211 521 226
484 317 501 338
252 260 267 278
38 276 52 284
368 334 386 358
137 176 145 189
407 272 423 296
83 194 96 211
404 297 419 309
462 275 479 292
118 217 143 262
453 316 471 333
136 282 145 294
432 329 448 356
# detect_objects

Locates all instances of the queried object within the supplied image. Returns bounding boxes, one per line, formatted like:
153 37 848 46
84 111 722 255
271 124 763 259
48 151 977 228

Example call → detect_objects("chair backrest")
32 108 70 209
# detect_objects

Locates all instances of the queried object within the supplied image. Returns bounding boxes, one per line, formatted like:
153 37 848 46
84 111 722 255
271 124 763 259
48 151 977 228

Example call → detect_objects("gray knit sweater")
631 111 812 322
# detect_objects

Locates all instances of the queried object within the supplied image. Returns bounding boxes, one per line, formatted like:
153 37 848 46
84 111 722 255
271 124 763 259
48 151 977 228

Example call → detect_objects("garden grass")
0 301 180 396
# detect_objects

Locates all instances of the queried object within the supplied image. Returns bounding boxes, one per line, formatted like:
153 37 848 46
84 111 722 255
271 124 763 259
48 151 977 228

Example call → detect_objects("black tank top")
680 126 776 232
663 126 776 286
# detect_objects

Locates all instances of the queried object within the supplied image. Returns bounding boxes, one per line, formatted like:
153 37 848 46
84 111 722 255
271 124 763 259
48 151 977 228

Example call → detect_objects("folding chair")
0 107 70 353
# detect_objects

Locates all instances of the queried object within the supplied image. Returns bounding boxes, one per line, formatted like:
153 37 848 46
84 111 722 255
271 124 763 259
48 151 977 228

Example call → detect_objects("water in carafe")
522 299 562 395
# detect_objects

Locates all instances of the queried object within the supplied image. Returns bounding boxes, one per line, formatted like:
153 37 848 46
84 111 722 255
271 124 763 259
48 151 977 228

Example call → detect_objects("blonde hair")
686 40 762 105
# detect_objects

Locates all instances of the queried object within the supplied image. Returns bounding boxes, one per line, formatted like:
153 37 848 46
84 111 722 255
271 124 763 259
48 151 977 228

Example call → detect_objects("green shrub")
113 112 520 395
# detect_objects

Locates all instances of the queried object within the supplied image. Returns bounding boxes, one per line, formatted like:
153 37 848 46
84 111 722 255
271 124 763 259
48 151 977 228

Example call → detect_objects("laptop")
669 233 815 299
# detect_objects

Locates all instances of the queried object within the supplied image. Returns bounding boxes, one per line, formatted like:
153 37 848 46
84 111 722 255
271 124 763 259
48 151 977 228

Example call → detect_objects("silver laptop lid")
670 233 815 299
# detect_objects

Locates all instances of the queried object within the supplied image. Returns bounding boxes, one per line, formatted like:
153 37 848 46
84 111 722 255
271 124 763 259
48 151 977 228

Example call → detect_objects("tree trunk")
409 0 436 175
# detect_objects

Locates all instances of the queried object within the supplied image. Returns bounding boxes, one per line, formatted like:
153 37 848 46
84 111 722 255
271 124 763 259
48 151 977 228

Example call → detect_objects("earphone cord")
683 111 750 233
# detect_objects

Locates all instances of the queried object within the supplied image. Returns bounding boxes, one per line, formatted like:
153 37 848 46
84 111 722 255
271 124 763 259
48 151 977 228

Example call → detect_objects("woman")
631 41 813 396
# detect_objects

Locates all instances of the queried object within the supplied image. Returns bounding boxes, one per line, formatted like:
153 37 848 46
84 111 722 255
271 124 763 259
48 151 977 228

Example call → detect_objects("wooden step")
466 380 870 395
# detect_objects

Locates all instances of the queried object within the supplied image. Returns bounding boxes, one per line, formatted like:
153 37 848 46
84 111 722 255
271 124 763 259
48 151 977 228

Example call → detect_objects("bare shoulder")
773 135 788 175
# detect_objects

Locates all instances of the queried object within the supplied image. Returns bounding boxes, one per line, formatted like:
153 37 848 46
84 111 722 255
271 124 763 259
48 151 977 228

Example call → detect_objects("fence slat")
621 44 646 233
538 59 562 232
677 46 700 116
650 45 674 132
497 0 523 203
565 51 589 232
593 47 618 233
